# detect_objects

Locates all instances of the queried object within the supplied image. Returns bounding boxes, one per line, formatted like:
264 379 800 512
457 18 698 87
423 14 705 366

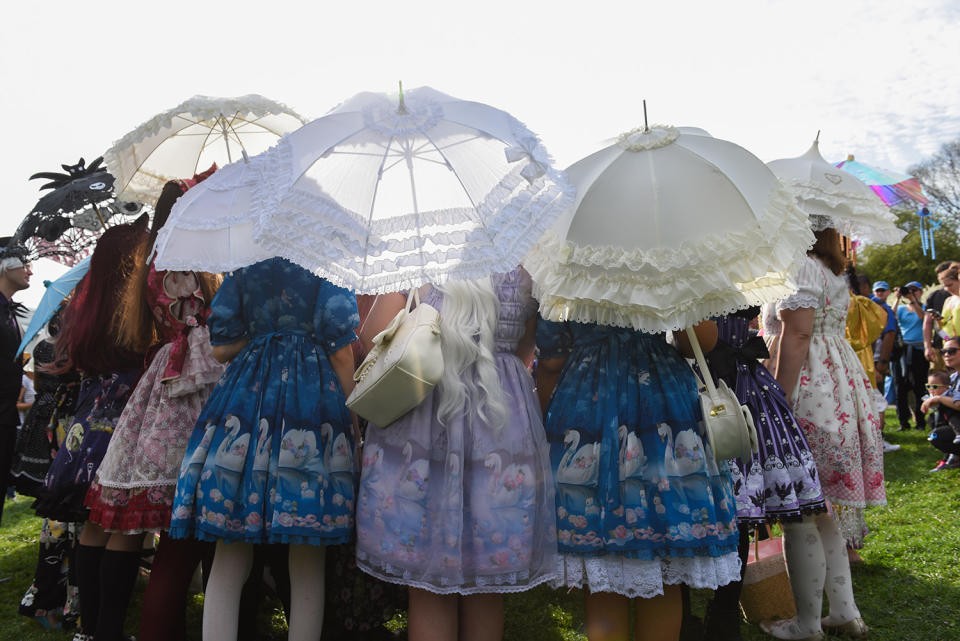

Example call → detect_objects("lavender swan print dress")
355 268 558 594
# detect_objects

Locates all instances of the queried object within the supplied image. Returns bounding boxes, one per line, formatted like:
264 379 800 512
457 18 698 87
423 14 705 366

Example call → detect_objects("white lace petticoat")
553 552 741 599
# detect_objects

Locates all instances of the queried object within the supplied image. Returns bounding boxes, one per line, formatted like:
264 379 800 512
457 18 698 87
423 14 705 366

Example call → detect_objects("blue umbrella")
16 256 91 357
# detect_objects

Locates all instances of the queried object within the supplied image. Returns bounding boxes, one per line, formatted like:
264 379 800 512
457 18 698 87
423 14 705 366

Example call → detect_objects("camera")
898 286 913 297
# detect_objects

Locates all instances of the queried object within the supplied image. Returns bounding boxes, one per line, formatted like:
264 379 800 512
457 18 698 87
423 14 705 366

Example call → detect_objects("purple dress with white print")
708 309 826 523
355 268 558 594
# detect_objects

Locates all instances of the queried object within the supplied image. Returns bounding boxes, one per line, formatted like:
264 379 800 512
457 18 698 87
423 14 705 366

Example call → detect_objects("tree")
910 139 960 226
858 212 960 288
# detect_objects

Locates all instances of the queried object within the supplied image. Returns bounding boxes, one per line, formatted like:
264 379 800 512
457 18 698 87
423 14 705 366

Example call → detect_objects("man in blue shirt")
893 281 928 430
870 281 897 389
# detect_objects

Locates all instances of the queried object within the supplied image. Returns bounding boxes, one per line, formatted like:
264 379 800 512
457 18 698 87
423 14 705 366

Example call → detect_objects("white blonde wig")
433 277 507 431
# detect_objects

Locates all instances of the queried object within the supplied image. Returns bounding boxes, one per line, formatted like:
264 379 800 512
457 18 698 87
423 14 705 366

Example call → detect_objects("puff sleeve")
777 256 823 313
536 317 575 360
208 270 247 346
313 280 360 354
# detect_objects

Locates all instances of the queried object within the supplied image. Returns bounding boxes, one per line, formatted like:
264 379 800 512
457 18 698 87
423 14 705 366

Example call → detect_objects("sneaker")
953 434 960 445
930 455 960 472
882 439 901 452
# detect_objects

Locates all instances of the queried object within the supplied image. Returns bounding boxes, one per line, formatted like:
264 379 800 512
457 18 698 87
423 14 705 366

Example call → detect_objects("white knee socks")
287 544 326 641
779 516 826 638
814 512 861 625
203 541 254 641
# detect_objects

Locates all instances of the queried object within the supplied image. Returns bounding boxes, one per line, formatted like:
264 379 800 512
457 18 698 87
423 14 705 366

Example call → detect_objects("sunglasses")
926 383 948 390
942 348 960 356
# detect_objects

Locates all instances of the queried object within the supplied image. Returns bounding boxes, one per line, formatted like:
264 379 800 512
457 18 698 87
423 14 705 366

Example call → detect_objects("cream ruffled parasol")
525 125 815 333
767 137 905 245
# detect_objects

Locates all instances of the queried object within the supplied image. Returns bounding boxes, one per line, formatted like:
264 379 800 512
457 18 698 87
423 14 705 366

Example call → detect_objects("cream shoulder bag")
685 327 759 462
346 288 444 427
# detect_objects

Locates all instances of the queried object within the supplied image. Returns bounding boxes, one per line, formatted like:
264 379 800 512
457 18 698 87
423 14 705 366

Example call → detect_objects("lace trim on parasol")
616 125 679 152
524 183 814 333
784 179 905 245
105 95 304 153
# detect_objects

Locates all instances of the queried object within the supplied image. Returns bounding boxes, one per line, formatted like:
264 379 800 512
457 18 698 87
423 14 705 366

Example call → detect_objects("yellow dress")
846 295 887 385
939 296 960 339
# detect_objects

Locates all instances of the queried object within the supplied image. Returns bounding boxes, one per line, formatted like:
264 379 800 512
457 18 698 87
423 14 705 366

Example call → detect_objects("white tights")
202 541 326 641
771 513 861 639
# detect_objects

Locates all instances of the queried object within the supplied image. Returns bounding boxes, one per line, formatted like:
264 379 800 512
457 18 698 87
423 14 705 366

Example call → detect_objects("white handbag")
685 327 759 462
346 288 444 427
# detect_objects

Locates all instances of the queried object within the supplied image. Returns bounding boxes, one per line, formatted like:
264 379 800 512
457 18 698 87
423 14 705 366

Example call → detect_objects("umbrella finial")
847 154 855 161
815 130 820 143
643 100 649 133
397 81 408 115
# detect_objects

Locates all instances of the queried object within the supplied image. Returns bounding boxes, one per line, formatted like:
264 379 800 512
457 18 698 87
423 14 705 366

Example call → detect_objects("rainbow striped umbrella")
834 154 929 207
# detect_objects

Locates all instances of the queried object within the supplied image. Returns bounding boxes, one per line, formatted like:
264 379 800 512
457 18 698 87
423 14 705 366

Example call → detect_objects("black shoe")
897 424 911 432
704 602 743 641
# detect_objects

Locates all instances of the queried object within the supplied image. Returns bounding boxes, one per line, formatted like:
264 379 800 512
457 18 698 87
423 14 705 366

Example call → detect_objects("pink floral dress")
769 256 886 547
85 267 225 533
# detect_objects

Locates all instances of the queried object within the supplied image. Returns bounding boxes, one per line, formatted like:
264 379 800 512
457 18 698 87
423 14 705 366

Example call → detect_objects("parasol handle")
90 202 107 230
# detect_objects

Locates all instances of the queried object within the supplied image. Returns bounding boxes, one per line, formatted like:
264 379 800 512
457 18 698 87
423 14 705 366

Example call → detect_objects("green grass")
2 410 957 640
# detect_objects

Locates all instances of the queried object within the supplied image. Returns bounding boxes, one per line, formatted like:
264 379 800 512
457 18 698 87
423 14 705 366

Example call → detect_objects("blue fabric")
870 296 897 335
537 319 739 561
170 258 360 545
895 305 924 343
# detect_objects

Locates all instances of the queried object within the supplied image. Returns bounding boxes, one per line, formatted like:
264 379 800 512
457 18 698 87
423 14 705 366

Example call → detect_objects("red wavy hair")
54 216 149 375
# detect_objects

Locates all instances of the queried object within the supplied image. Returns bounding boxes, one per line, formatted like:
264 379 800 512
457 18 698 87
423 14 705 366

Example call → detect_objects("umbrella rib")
360 135 397 288
420 129 480 214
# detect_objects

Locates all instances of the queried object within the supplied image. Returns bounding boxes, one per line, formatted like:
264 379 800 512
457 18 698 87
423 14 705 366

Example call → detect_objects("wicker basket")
739 534 797 623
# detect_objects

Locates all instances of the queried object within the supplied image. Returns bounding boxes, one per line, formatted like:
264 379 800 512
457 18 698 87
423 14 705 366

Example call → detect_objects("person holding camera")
893 281 928 430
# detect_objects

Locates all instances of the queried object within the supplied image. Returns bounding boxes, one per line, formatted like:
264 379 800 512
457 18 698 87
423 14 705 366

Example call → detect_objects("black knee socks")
75 544 105 635
94 549 141 641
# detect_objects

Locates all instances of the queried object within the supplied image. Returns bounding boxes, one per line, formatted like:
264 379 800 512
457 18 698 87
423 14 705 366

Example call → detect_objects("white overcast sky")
3 0 960 306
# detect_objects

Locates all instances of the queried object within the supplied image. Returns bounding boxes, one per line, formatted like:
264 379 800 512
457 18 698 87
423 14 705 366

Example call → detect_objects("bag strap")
685 327 722 406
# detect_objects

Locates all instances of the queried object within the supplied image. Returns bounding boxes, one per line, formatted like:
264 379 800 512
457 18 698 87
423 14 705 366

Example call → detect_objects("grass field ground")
1 411 957 640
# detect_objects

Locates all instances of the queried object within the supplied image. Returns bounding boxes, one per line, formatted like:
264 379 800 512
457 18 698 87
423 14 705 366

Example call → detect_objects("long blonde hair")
433 277 507 430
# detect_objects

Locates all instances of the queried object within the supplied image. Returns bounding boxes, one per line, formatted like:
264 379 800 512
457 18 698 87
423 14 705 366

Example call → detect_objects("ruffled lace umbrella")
153 86 574 293
104 94 306 204
524 124 814 333
768 137 905 245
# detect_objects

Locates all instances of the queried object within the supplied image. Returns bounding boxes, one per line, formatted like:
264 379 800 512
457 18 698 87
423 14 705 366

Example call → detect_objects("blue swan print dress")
538 320 740 598
169 258 360 545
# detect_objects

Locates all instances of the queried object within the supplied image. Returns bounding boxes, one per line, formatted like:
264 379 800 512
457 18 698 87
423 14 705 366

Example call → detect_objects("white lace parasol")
767 139 905 245
104 94 306 205
153 86 574 294
524 125 815 333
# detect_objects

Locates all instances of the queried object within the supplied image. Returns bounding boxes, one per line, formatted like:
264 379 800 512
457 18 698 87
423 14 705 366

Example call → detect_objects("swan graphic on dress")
213 415 251 500
277 426 324 502
180 421 217 490
380 441 430 547
557 429 600 486
657 423 709 504
618 425 646 480
321 422 354 497
359 442 387 509
478 452 533 539
251 418 272 490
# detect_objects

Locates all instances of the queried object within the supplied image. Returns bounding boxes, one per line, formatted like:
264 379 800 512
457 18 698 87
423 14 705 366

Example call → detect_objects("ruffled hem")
783 179 905 245
525 183 815 332
553 551 742 598
85 481 174 533
31 485 92 523
355 548 557 595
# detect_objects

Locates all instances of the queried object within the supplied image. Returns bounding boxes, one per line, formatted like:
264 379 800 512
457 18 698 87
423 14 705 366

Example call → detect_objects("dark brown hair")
116 181 221 354
809 228 845 276
929 370 951 385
